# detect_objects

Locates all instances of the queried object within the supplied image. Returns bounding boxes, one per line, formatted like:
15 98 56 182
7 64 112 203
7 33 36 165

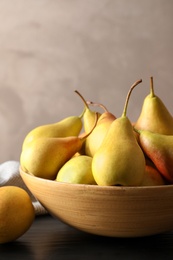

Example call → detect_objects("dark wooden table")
1 214 173 260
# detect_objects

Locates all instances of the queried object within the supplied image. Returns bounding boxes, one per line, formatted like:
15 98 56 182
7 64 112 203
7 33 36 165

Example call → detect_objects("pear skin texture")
134 93 173 135
22 116 83 150
92 117 146 186
73 132 87 156
74 90 101 133
20 136 84 180
138 130 173 183
83 108 101 133
141 165 166 186
56 155 96 184
85 112 116 157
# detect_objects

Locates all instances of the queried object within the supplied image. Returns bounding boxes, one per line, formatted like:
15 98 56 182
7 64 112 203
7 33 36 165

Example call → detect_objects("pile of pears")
20 77 173 187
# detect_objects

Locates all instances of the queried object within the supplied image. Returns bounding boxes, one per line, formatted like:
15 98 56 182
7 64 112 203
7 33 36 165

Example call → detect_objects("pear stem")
80 112 99 140
122 79 142 117
86 101 109 112
79 107 86 119
75 90 89 109
133 127 141 134
150 76 155 97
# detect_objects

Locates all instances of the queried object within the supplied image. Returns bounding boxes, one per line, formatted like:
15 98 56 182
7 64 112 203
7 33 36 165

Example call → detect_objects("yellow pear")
134 77 173 134
73 131 87 157
20 113 98 180
56 155 96 184
22 112 84 150
84 101 116 157
75 90 102 133
92 79 146 186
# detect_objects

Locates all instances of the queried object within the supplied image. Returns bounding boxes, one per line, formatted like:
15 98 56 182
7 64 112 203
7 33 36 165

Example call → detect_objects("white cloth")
0 160 47 215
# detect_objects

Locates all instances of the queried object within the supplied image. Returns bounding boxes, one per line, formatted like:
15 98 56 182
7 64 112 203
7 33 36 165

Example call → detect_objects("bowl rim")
20 167 173 191
20 167 173 238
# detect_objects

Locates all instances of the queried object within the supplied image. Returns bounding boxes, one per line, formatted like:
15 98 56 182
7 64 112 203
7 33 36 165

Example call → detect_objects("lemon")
0 186 35 244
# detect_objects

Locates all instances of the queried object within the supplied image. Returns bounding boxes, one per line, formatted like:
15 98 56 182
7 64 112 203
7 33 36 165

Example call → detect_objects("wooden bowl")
20 168 173 238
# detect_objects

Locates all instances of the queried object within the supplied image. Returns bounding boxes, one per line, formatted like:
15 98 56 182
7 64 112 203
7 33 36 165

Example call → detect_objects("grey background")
0 0 173 163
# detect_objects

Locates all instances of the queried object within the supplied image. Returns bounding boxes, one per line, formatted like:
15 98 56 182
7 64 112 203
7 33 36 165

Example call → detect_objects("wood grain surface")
1 214 173 260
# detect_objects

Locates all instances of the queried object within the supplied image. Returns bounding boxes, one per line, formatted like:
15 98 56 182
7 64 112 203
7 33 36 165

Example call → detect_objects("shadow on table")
0 240 32 260
1 215 173 260
30 216 173 260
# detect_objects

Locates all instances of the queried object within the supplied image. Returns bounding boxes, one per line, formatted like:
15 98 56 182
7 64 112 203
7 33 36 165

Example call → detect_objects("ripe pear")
134 77 173 134
20 113 99 180
92 79 146 186
136 129 173 183
22 113 84 150
56 155 96 184
141 165 166 186
72 131 87 157
75 90 102 133
84 101 116 157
